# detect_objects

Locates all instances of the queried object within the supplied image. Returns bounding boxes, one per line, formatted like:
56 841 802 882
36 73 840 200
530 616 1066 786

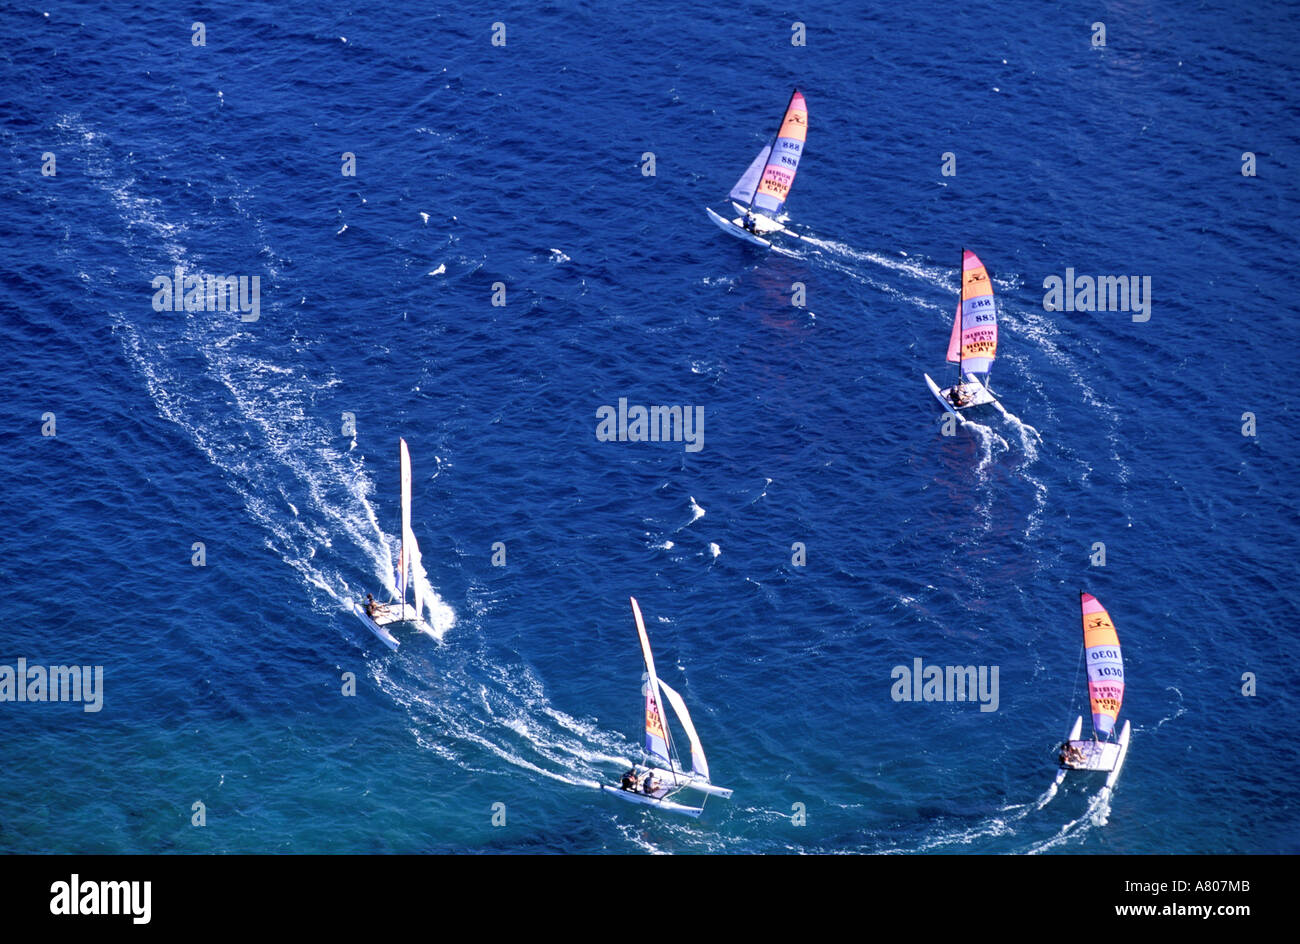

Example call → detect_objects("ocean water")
2 0 1297 854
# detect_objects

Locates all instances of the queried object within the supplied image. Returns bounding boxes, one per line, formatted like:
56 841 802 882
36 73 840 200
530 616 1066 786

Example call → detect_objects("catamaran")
706 89 808 248
348 437 426 650
924 249 1003 415
600 596 732 817
1045 592 1132 804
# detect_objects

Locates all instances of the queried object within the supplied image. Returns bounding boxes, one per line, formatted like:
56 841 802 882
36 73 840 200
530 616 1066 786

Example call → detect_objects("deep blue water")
2 0 1298 853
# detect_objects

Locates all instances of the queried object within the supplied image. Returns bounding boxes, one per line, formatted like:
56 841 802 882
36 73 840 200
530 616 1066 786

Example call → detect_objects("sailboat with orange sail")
1044 592 1132 805
925 249 1003 415
706 89 808 248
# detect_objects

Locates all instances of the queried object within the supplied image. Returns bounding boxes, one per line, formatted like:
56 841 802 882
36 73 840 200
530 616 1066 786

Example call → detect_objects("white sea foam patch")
61 112 454 638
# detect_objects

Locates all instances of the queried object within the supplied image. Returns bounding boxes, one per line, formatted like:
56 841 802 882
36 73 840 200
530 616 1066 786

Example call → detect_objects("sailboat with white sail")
706 89 808 248
600 596 732 817
924 249 1004 415
1044 592 1132 805
349 437 427 650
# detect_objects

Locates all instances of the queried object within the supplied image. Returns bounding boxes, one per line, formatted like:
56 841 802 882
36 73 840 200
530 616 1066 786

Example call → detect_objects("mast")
1079 589 1087 740
746 88 799 215
957 248 965 383
399 438 412 621
399 536 407 621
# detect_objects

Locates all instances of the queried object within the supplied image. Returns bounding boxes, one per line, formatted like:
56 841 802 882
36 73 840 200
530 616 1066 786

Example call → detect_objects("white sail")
405 524 425 619
399 438 413 619
729 145 771 205
656 678 710 782
630 596 675 770
630 597 662 708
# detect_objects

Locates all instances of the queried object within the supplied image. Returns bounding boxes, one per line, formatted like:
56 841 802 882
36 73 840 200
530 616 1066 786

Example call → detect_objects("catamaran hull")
349 601 400 650
924 374 959 415
1104 720 1131 791
1041 716 1084 804
924 373 999 415
599 784 704 817
706 207 772 248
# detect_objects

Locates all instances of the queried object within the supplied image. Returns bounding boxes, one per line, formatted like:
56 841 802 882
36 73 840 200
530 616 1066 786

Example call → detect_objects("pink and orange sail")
731 90 808 218
946 250 998 376
1081 592 1124 738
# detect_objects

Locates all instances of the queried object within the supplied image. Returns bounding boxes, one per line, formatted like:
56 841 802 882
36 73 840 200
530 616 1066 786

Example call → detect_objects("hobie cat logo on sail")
595 398 704 452
151 266 260 321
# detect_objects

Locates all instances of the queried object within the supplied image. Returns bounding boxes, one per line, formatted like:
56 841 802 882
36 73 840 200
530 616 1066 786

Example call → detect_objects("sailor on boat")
365 593 379 619
742 213 757 233
642 772 659 795
1059 742 1085 768
620 768 638 791
948 384 969 408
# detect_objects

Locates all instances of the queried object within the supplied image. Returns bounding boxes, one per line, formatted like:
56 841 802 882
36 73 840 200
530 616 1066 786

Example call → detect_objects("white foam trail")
1005 304 1131 489
376 657 642 792
885 811 1019 854
61 112 455 637
800 236 953 287
1026 788 1110 854
992 400 1042 457
960 417 1010 492
1034 782 1062 810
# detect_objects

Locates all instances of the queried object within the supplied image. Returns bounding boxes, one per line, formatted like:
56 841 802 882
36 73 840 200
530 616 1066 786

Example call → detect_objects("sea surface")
2 0 1298 854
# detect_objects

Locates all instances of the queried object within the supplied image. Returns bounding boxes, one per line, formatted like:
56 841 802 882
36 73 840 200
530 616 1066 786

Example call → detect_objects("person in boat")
949 385 968 407
742 213 757 233
1059 743 1084 767
365 593 379 619
642 773 658 795
620 768 638 791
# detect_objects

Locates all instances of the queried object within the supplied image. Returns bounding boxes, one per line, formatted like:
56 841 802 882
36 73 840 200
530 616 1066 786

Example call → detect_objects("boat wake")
370 643 637 794
882 798 1037 854
69 106 667 820
61 112 456 642
1026 788 1112 854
